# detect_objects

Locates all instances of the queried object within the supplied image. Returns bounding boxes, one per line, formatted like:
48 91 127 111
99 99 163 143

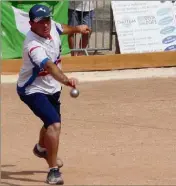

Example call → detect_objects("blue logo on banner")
158 16 173 25
162 35 176 44
157 8 171 16
164 45 176 51
160 26 175 35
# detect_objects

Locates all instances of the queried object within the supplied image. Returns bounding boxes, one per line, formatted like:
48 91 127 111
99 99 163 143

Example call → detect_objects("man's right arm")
44 60 77 87
28 45 78 88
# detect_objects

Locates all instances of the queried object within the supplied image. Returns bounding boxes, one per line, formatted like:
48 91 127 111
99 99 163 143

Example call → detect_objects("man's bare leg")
44 123 61 168
39 126 46 148
35 125 63 168
44 123 63 184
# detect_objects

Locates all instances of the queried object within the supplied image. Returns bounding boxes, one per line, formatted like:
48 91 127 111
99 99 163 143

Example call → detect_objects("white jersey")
17 21 63 95
69 1 95 11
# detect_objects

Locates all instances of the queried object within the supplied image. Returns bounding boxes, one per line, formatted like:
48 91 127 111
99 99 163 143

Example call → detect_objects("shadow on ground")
1 165 47 185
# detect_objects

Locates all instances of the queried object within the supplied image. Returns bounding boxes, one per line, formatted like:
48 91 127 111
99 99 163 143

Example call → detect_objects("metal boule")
70 88 79 98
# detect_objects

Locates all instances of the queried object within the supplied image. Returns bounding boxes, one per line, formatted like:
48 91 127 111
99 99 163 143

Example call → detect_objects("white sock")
37 143 46 152
49 166 58 172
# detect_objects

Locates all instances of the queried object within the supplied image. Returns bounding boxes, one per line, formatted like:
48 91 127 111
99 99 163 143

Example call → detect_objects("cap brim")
33 14 52 23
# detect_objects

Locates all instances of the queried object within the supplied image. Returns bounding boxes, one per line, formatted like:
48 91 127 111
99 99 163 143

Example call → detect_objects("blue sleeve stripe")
55 24 63 35
17 67 40 95
40 57 50 69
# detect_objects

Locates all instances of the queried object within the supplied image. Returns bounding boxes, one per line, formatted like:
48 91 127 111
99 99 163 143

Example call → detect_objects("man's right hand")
67 77 79 88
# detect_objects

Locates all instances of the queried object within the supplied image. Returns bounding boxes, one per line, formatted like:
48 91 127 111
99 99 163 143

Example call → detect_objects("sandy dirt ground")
1 78 176 185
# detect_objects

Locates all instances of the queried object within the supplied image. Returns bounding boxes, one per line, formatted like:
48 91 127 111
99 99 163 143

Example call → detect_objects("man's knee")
44 122 61 131
51 123 61 132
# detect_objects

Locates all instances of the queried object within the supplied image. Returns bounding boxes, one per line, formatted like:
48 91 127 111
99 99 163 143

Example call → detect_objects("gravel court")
1 74 176 185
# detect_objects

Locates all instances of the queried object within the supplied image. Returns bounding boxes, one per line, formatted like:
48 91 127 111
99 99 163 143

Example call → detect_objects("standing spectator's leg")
68 9 78 56
78 10 94 56
68 35 76 56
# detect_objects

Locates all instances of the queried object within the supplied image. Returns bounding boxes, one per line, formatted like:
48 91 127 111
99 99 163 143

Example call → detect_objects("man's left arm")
61 24 91 35
54 21 91 35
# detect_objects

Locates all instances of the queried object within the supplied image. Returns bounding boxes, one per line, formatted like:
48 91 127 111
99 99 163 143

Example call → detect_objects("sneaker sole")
46 179 64 185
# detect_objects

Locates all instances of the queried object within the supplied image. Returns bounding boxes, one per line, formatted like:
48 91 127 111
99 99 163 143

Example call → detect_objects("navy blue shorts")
68 9 94 28
19 92 61 129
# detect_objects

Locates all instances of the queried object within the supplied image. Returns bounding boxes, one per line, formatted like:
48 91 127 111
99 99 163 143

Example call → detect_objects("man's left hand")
76 25 91 34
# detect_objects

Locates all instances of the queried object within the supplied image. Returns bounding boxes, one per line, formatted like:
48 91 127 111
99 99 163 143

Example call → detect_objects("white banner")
111 1 176 54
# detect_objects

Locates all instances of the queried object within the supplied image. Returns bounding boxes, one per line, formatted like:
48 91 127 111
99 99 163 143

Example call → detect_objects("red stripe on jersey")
38 70 49 76
29 46 41 54
55 59 61 65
